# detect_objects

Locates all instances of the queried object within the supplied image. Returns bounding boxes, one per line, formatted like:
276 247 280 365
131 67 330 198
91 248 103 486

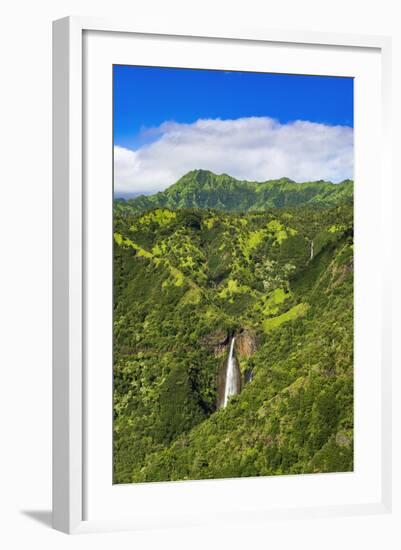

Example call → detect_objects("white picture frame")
52 16 392 534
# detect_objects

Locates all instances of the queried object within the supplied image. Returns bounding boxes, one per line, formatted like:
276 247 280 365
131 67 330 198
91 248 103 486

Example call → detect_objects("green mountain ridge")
116 169 353 213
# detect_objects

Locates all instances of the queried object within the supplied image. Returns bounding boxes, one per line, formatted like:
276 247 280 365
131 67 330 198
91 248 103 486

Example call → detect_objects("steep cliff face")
236 328 258 358
201 327 258 359
200 329 229 357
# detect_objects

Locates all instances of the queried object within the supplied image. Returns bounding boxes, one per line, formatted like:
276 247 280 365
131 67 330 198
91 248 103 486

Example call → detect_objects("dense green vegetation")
113 171 354 483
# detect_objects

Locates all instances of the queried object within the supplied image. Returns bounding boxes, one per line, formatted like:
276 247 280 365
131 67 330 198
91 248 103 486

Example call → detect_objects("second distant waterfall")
223 337 240 407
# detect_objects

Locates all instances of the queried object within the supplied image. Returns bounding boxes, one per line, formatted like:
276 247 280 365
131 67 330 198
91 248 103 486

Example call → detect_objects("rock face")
235 328 258 358
200 329 229 357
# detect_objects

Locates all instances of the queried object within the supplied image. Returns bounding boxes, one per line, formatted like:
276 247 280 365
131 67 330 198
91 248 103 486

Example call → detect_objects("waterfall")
223 337 239 407
310 240 314 260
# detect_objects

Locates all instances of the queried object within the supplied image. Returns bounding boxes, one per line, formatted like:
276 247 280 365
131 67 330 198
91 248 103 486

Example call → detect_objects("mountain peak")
173 169 215 187
272 177 296 185
186 168 214 178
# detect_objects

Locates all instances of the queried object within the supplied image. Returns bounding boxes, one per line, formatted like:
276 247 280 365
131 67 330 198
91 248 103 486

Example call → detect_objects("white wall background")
0 1 399 548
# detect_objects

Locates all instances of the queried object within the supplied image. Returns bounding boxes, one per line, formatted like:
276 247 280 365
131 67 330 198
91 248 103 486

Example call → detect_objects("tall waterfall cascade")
223 337 239 407
310 240 314 261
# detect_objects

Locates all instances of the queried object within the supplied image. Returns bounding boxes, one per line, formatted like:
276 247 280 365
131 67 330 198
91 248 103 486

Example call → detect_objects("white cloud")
114 117 353 195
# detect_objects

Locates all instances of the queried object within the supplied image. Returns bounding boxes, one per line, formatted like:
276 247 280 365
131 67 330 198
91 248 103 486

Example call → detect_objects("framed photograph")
52 17 392 534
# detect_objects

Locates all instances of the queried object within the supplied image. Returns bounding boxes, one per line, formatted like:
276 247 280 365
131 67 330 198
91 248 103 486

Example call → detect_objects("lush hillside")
113 186 354 483
115 169 353 214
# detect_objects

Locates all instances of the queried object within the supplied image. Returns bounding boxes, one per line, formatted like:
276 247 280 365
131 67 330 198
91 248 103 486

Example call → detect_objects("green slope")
113 198 353 483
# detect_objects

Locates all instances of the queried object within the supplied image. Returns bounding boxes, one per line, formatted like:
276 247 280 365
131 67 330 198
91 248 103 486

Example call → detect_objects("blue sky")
113 65 354 195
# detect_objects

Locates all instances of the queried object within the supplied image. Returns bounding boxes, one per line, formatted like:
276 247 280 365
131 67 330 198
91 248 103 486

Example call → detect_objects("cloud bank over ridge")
114 117 353 195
